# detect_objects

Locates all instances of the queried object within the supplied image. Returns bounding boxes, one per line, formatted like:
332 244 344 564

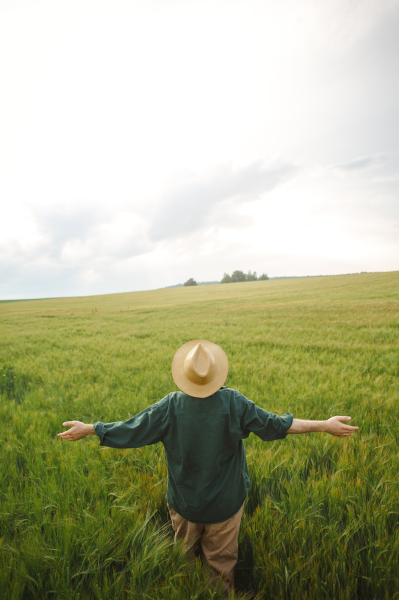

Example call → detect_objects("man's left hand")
57 421 95 441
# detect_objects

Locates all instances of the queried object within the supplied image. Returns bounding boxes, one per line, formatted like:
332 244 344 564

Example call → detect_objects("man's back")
162 387 293 523
162 387 251 524
95 386 293 524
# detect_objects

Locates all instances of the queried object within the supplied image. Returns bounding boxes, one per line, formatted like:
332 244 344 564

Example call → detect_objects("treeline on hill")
184 271 269 286
221 270 269 283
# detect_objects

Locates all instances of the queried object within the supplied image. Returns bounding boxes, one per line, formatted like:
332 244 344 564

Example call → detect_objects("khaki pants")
167 503 244 593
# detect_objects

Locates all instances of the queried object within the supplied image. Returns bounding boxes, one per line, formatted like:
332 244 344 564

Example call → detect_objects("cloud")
32 204 110 258
148 157 300 241
328 154 386 174
0 202 153 299
29 204 149 261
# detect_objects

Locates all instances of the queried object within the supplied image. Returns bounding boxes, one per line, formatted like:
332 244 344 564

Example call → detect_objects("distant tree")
221 273 232 284
184 278 198 286
258 273 269 280
231 270 246 283
246 270 258 281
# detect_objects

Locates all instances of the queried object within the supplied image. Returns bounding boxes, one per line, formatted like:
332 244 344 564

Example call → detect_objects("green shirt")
94 387 293 524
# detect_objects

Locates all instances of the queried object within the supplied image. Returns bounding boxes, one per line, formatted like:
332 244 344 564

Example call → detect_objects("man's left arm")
287 416 359 437
57 402 166 447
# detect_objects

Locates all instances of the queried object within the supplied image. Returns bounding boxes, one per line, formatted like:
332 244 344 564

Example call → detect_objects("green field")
1 272 398 599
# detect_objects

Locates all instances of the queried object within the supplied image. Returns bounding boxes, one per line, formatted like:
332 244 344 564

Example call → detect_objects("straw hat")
172 339 228 398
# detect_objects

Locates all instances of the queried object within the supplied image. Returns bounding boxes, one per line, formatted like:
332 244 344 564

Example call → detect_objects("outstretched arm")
287 416 359 437
58 421 95 441
57 402 165 448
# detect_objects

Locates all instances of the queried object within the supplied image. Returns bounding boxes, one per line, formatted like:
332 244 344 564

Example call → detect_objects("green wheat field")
1 271 398 600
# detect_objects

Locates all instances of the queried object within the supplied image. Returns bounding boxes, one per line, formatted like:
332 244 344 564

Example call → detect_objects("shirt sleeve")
240 397 293 441
93 401 165 449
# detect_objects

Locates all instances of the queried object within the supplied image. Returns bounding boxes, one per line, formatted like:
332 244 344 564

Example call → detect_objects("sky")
1 0 398 299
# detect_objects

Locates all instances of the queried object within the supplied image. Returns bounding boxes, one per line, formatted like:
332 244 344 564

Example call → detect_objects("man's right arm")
287 416 359 437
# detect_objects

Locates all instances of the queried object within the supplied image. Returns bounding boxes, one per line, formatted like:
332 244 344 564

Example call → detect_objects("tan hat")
172 339 228 398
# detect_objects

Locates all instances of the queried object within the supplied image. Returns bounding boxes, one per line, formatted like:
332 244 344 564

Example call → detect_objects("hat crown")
184 342 216 385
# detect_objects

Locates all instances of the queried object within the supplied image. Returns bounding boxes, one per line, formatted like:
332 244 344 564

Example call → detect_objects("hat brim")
172 340 228 398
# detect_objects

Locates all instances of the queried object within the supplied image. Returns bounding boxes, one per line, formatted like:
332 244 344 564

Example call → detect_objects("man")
58 339 359 593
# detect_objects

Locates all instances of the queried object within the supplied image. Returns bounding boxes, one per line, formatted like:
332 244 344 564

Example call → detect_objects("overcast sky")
1 0 398 299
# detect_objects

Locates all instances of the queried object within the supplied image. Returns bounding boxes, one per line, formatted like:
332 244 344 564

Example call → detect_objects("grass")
0 271 398 599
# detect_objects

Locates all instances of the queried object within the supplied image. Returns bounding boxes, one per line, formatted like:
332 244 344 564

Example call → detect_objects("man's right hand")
288 416 359 436
324 416 359 437
57 421 95 441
